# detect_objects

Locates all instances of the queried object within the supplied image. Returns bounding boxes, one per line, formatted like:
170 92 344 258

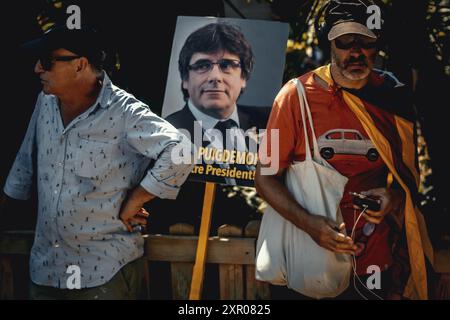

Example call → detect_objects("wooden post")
218 224 244 299
169 223 195 299
244 220 270 300
189 182 216 300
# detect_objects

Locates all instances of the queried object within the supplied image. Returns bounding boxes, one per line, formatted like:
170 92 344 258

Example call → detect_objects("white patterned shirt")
3 72 194 288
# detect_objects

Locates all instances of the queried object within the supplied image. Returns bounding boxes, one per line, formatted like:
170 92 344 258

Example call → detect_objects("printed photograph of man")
163 17 288 186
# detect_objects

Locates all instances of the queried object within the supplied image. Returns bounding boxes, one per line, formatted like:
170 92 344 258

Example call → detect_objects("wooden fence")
0 220 270 300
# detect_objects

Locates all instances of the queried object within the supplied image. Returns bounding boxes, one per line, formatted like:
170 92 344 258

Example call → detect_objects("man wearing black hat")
256 0 434 300
1 25 194 299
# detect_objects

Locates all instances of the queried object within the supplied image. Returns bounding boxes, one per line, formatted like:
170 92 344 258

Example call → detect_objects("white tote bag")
255 78 351 299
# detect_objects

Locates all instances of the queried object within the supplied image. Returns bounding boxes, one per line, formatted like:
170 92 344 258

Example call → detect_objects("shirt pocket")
75 138 117 179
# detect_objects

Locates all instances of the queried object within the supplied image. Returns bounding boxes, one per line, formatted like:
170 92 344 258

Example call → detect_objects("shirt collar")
95 71 113 109
187 100 240 130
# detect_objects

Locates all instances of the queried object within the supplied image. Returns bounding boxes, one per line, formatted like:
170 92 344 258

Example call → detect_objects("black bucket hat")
22 24 105 63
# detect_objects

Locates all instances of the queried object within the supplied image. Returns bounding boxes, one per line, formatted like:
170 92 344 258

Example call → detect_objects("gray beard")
331 51 371 81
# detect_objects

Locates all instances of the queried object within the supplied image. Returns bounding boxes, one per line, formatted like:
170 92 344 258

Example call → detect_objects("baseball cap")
324 0 380 41
328 21 376 40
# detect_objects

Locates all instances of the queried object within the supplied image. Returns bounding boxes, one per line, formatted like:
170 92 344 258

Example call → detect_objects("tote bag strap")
292 78 321 161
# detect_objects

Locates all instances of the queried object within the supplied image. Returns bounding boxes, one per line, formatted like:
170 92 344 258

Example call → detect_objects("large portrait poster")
162 16 288 186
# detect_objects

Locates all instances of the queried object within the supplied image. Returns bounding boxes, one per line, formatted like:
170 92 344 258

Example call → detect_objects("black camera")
349 192 381 211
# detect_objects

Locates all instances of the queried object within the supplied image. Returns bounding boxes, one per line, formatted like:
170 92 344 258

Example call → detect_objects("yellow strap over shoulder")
313 65 434 300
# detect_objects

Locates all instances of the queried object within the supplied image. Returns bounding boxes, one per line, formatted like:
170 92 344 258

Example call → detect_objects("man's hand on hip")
119 186 155 232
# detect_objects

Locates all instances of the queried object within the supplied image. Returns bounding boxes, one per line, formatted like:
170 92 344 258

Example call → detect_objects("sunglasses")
334 38 377 50
187 59 241 74
38 55 81 71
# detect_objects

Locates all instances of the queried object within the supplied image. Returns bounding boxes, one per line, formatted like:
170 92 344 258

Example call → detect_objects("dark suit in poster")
166 104 267 186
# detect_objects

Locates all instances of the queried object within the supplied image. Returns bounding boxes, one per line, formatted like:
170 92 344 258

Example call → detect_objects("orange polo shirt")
261 71 394 275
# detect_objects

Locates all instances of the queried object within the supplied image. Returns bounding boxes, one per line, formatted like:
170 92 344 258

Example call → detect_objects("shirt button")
54 190 58 194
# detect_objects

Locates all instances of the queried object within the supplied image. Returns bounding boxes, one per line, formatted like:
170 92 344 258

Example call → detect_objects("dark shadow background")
1 0 449 299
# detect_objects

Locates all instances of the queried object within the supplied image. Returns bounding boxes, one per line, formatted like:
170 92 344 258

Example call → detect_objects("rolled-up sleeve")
4 95 41 200
125 103 194 199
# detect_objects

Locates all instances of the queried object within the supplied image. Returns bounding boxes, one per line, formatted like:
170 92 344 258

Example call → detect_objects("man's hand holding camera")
353 188 405 225
304 187 405 255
